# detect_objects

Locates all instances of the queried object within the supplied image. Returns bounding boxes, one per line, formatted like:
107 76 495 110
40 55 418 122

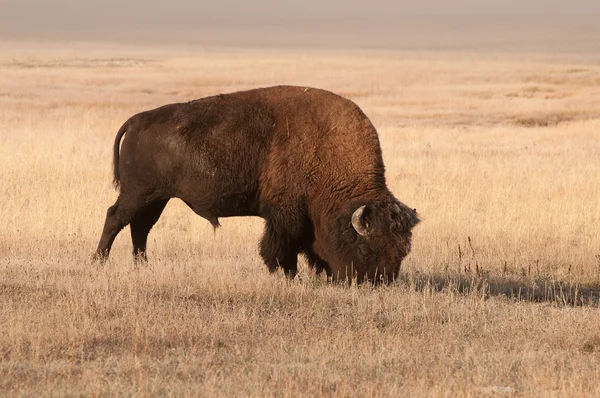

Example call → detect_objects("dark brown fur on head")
323 196 419 283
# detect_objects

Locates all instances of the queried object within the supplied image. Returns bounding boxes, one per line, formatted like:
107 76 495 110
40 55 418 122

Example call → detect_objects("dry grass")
1 40 600 396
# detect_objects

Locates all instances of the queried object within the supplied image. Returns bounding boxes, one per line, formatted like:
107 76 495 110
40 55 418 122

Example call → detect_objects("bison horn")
351 205 369 236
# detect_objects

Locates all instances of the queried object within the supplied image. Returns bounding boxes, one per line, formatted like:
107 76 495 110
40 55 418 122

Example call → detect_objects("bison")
95 85 419 283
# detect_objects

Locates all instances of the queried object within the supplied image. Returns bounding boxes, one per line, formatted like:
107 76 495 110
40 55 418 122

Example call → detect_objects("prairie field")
1 40 600 396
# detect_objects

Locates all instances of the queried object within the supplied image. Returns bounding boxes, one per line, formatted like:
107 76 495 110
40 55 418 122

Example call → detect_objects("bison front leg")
259 220 300 279
302 248 332 278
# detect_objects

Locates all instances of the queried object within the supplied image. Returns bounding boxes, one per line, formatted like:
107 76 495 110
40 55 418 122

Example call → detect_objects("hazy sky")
3 0 600 17
1 0 600 51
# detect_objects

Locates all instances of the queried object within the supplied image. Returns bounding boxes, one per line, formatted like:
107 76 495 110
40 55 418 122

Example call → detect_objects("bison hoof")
92 251 108 265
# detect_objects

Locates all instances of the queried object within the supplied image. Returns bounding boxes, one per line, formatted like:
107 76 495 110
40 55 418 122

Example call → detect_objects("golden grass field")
1 40 600 396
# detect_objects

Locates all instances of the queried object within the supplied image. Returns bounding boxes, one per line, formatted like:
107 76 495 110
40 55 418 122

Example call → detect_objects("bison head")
328 197 419 283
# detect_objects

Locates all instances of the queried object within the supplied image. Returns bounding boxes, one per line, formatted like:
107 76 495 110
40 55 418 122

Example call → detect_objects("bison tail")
112 121 129 190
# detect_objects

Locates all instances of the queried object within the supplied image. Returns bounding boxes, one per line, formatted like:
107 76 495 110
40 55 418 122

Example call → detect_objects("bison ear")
351 205 371 236
391 201 419 231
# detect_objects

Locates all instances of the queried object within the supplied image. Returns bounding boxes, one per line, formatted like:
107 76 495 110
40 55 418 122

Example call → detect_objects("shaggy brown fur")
95 85 419 283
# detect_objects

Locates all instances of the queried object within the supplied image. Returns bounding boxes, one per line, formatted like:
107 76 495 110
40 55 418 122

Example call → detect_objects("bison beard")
94 85 419 283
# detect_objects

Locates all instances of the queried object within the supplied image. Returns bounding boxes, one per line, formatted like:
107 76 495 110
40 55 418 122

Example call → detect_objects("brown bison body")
95 85 418 283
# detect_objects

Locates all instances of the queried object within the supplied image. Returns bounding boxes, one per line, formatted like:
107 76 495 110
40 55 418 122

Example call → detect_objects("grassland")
1 40 600 396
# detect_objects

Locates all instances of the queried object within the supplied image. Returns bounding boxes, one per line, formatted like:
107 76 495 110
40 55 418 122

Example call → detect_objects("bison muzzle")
94 85 419 283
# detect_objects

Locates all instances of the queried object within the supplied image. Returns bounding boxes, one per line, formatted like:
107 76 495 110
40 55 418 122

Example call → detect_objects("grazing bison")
95 85 419 283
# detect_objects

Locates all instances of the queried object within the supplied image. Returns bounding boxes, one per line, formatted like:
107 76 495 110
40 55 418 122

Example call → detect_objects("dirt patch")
513 113 576 128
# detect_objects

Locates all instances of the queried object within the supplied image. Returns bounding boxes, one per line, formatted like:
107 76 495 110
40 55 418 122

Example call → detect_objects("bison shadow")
398 271 600 306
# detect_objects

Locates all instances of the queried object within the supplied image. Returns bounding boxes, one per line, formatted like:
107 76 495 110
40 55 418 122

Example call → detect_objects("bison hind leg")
130 199 169 262
95 194 142 261
95 190 168 263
